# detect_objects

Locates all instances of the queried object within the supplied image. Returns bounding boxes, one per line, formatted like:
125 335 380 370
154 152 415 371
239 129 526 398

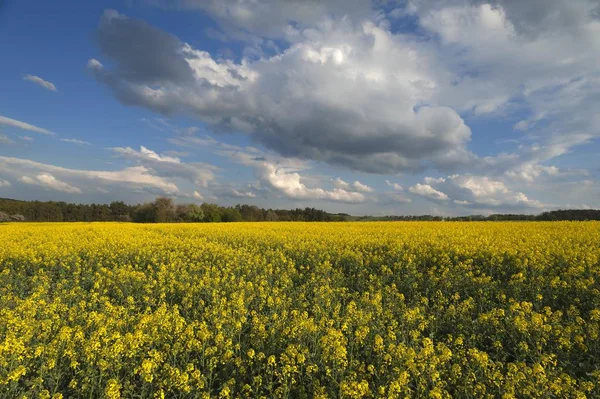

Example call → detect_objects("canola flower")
0 221 599 398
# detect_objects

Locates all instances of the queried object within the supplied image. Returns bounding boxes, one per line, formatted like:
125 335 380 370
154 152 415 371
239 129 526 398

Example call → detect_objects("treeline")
1 197 599 223
365 209 600 222
0 197 347 223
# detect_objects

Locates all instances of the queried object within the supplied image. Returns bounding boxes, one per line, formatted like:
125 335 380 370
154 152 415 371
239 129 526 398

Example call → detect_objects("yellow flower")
105 379 121 399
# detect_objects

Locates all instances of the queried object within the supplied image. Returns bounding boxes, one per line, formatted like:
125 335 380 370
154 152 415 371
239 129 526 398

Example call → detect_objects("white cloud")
23 75 57 92
455 176 511 203
0 134 15 145
332 178 374 193
169 134 263 157
0 179 11 187
87 58 104 70
88 167 180 194
113 145 181 163
352 180 374 193
89 11 472 174
20 173 82 194
0 115 54 135
504 163 587 183
424 176 447 184
61 138 91 146
171 134 370 204
409 183 450 201
193 190 204 200
381 191 412 204
260 162 366 203
416 174 547 209
20 136 33 142
0 156 179 195
385 180 403 191
174 0 375 41
331 177 351 191
381 179 412 204
82 3 600 212
481 133 594 185
111 145 217 187
452 175 546 208
414 0 600 149
230 189 257 198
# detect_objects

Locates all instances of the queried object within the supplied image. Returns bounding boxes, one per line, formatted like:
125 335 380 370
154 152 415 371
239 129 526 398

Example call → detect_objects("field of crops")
1 222 600 398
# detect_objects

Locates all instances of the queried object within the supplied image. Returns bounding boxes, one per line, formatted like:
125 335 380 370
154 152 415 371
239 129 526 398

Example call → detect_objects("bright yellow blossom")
0 221 598 398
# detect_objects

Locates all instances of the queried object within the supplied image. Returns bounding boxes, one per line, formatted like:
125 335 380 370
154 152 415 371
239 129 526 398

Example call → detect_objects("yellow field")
1 222 600 398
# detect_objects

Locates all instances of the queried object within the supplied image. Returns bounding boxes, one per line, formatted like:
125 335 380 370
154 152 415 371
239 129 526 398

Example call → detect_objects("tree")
153 197 176 222
201 203 222 223
110 201 131 221
176 204 204 222
237 204 264 221
265 210 279 221
132 203 156 223
221 207 243 222
186 204 205 222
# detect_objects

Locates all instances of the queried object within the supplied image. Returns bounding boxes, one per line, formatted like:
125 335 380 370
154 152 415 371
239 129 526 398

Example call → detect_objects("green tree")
265 210 279 221
221 207 243 222
153 197 176 222
201 203 222 222
177 204 204 222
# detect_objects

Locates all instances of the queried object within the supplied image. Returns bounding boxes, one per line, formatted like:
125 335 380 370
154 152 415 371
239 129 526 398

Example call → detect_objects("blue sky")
1 0 599 215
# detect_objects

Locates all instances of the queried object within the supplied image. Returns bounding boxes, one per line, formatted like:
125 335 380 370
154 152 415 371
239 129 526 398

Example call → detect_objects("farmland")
1 222 599 398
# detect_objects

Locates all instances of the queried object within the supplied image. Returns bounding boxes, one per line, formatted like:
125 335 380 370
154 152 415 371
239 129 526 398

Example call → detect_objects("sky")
0 0 599 216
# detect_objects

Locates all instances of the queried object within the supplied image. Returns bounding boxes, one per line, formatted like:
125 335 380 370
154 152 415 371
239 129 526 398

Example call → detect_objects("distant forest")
1 197 599 223
0 197 345 223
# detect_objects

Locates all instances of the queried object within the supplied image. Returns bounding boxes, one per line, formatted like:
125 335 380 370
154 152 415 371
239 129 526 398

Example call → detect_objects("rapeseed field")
1 222 599 398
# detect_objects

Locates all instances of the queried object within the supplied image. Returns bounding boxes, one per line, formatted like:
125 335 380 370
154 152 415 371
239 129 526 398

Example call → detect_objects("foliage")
1 222 600 398
3 197 599 223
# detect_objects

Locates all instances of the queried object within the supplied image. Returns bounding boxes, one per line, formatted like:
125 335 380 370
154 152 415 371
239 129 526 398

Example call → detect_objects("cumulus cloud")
0 115 54 135
260 163 366 203
0 179 11 187
352 180 375 193
380 178 412 205
229 189 257 198
0 156 180 195
409 183 449 201
331 177 351 191
414 0 600 157
385 180 403 191
415 174 547 209
137 0 600 172
424 176 447 185
504 163 587 183
481 133 594 186
111 145 217 187
113 145 181 163
20 173 82 194
61 138 91 146
332 178 374 193
88 10 472 174
87 58 104 70
82 2 600 212
193 190 204 200
454 199 471 205
23 75 57 92
168 0 376 41
380 191 412 204
0 134 15 145
170 133 369 203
